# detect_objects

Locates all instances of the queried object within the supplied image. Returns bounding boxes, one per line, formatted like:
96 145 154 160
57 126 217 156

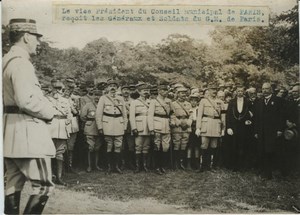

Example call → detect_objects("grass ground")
61 168 300 213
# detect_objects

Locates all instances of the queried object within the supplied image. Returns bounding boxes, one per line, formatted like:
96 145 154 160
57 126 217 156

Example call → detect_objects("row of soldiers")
43 77 300 185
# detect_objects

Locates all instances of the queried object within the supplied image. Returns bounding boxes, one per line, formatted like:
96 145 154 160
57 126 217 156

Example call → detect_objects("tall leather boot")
68 150 76 174
114 152 123 174
5 191 21 214
86 151 92 173
23 195 49 214
154 151 162 175
194 157 200 170
179 150 186 170
160 152 168 174
106 152 113 174
56 160 67 186
212 148 218 170
134 154 141 173
173 150 179 170
186 158 192 171
200 149 208 172
142 153 149 172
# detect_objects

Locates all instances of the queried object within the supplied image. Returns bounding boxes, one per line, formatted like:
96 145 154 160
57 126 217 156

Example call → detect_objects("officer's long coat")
3 45 56 158
148 96 171 134
48 94 72 139
130 98 150 135
170 100 193 133
96 94 127 136
196 97 225 137
81 101 98 136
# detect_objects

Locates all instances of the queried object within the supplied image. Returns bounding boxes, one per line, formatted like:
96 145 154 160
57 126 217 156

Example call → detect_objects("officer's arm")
186 104 193 127
80 104 88 122
148 99 155 131
10 59 54 120
121 98 128 130
170 102 178 127
129 100 137 131
95 96 105 130
196 100 204 130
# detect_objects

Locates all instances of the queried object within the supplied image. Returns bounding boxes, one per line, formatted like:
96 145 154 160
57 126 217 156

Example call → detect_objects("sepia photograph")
1 0 300 214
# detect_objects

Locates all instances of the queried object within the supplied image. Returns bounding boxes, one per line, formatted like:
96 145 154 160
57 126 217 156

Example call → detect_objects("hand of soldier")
227 128 234 135
65 119 71 125
245 120 252 125
286 120 295 128
98 129 104 135
254 134 258 139
195 128 201 137
277 131 283 137
132 129 138 137
150 130 155 136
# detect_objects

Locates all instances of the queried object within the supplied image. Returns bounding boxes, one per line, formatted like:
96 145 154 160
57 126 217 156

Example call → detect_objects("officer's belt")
103 112 122 118
202 114 220 119
85 118 95 121
176 116 188 120
4 106 24 114
154 113 169 118
135 113 147 117
54 115 67 119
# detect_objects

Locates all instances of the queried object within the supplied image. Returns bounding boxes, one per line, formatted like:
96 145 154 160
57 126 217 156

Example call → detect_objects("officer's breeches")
4 158 54 196
153 133 170 152
86 135 102 152
104 136 123 153
201 137 219 149
53 138 67 161
135 136 150 154
172 132 190 150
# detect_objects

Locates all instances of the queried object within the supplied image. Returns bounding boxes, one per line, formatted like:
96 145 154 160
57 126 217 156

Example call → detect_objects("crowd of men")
3 18 300 214
41 77 300 184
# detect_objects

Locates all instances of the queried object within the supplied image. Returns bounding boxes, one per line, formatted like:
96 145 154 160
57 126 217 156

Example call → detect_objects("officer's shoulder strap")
3 56 22 72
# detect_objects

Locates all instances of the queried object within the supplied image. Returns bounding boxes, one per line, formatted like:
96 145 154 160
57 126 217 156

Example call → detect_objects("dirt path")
20 183 209 214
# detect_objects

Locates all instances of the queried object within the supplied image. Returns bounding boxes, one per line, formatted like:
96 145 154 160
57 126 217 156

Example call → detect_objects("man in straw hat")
3 18 56 214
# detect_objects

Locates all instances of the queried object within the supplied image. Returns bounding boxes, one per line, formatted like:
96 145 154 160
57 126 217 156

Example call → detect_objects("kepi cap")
9 18 42 37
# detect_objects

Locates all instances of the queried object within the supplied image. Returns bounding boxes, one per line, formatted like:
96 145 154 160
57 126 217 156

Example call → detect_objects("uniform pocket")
136 119 144 132
153 119 162 131
200 118 208 132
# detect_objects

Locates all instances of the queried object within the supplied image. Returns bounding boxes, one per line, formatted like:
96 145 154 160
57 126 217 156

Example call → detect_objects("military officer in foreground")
81 89 103 172
122 84 136 170
96 80 128 174
195 85 225 172
130 83 151 173
148 83 172 175
170 87 193 170
64 78 80 173
3 18 56 214
48 79 72 185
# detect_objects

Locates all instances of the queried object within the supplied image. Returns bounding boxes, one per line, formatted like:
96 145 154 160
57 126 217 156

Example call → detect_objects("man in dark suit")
254 82 285 179
226 85 253 171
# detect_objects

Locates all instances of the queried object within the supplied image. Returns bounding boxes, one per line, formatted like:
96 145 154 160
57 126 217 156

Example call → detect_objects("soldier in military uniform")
130 83 151 173
81 89 103 172
195 85 225 172
187 93 201 170
80 83 94 112
3 18 56 214
96 80 128 174
121 84 136 170
148 83 172 175
170 87 192 170
64 78 80 173
48 79 72 185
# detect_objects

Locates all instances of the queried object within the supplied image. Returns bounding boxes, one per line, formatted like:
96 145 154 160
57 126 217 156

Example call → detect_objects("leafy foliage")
2 6 298 88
